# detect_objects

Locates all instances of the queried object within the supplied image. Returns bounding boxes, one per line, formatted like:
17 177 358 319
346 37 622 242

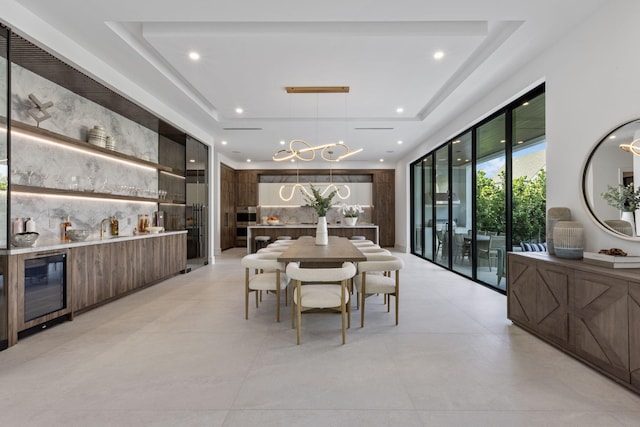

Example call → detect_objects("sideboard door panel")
507 254 538 330
573 271 629 381
630 283 640 388
536 264 572 349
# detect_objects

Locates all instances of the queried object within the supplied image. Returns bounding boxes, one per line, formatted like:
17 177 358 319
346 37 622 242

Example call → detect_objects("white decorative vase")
620 211 637 236
316 216 328 245
552 220 584 259
344 216 358 226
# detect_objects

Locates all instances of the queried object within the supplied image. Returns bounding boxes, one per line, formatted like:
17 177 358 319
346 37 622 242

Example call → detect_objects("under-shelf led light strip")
11 129 157 172
12 191 158 206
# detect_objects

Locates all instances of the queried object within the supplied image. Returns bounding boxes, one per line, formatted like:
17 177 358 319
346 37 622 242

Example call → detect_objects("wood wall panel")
373 170 395 247
220 163 236 250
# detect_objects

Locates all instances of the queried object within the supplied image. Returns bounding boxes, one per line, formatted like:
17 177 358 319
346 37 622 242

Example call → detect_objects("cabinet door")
630 282 640 389
573 270 629 382
71 245 113 312
536 262 572 349
507 254 537 330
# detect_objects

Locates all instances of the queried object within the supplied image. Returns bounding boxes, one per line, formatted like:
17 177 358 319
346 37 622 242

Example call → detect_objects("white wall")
398 0 640 254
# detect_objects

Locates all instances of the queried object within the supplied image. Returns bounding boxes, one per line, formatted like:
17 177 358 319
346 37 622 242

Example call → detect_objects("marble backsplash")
11 64 158 161
6 62 165 244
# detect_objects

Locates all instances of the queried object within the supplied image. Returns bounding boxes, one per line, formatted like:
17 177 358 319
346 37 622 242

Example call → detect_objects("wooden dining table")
277 236 366 268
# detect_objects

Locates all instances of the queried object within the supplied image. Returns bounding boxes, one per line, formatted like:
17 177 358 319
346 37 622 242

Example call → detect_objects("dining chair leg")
341 280 346 344
276 270 281 322
291 280 296 329
395 271 400 325
296 281 302 345
360 273 366 328
245 268 250 320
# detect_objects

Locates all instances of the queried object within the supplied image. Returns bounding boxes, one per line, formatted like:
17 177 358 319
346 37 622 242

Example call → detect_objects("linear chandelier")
619 138 640 155
273 139 363 162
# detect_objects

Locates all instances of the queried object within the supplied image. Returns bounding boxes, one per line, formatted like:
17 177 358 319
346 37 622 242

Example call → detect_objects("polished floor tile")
0 247 639 426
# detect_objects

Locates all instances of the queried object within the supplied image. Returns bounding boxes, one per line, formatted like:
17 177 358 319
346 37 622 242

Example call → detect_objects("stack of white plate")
105 136 115 150
88 125 106 147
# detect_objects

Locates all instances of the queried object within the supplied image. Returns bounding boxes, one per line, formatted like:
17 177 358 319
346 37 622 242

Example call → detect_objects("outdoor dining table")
277 236 366 268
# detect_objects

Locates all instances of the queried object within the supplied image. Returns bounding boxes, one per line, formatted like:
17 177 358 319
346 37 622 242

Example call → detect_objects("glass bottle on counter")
61 215 72 241
110 216 119 236
138 213 149 232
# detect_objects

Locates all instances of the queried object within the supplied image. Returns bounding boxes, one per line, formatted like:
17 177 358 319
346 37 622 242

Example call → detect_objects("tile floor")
0 248 639 426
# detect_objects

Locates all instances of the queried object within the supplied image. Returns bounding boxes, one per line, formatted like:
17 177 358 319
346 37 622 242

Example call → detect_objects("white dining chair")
354 255 404 327
286 261 357 345
241 254 290 322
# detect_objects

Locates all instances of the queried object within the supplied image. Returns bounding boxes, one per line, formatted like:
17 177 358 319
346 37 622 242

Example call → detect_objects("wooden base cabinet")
70 233 187 313
508 252 638 393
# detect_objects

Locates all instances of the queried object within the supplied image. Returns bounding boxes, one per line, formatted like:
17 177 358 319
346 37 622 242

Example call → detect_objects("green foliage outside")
476 169 546 244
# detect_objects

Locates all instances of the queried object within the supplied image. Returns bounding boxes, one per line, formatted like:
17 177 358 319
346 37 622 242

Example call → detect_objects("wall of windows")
410 85 545 293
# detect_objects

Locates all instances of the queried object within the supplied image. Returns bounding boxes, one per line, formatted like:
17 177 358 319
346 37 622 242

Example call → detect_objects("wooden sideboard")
507 252 640 393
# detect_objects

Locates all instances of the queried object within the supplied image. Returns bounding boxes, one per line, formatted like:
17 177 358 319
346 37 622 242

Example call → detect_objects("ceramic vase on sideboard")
553 220 584 259
316 216 328 245
344 216 358 226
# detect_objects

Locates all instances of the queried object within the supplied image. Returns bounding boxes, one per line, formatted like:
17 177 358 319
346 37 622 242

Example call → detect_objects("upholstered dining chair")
241 253 290 322
286 261 357 345
354 255 404 327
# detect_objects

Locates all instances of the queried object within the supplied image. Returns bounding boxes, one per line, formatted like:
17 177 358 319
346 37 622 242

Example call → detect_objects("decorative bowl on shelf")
11 232 39 247
267 219 280 225
146 226 164 234
67 229 90 241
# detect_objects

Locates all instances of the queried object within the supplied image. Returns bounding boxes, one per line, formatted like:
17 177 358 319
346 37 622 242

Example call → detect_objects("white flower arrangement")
341 204 364 218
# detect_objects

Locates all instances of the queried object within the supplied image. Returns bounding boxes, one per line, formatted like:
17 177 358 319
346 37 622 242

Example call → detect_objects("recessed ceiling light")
235 107 244 114
517 140 524 144
452 140 460 144
522 101 529 106
246 158 251 162
188 51 200 61
396 107 404 113
290 159 295 162
189 159 196 163
338 140 344 145
609 135 617 139
280 140 285 145
221 140 228 145
500 139 506 143
397 140 403 145
433 50 444 60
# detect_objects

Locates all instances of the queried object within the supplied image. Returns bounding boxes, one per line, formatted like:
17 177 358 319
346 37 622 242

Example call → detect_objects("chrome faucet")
100 218 111 238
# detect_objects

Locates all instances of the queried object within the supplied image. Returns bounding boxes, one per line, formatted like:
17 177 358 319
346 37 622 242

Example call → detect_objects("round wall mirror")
583 118 640 240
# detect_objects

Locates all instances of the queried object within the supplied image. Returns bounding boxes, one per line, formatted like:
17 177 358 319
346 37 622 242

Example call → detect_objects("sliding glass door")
410 84 545 294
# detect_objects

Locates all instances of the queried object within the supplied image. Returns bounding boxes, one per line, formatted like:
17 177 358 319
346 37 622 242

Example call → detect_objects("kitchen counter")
1 230 188 255
247 224 379 252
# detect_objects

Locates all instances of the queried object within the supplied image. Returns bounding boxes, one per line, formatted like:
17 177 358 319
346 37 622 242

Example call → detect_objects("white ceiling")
10 0 606 166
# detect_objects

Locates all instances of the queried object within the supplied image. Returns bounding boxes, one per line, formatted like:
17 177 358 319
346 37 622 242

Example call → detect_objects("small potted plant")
340 203 364 226
302 184 336 245
601 183 640 212
601 183 640 228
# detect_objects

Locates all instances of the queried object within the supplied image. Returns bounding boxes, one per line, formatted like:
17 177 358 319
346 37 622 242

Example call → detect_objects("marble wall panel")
10 64 157 161
11 193 157 242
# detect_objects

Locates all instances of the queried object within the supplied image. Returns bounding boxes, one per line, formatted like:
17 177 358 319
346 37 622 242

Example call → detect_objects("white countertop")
249 224 377 228
1 230 188 255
